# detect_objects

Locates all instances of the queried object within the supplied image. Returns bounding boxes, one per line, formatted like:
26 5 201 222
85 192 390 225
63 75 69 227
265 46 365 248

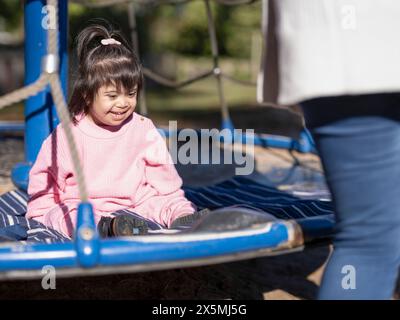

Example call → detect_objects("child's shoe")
97 215 149 238
170 208 210 229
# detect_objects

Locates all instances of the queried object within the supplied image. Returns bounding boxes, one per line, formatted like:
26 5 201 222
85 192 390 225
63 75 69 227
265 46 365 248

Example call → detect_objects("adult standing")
258 0 400 299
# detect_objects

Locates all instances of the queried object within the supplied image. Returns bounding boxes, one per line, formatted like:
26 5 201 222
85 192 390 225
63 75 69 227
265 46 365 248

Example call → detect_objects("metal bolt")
79 227 94 241
213 67 221 75
42 54 59 74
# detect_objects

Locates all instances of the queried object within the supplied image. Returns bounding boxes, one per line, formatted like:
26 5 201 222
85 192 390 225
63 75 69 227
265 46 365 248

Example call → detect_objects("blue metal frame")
11 0 67 191
0 219 291 271
0 122 25 132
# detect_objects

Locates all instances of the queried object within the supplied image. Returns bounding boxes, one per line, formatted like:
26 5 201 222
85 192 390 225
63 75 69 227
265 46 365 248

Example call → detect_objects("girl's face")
88 84 138 127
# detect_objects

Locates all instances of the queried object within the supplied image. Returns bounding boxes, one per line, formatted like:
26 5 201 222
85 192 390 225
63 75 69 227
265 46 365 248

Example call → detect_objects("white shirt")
258 0 400 106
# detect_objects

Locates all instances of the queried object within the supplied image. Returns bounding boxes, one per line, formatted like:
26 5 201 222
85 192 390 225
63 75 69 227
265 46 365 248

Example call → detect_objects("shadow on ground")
0 246 330 300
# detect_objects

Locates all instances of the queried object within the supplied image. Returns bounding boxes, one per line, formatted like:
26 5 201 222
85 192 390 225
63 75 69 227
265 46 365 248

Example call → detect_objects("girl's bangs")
91 58 142 94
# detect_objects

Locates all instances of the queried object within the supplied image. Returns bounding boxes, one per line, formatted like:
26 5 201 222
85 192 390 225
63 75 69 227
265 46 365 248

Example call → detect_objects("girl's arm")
26 132 80 238
26 133 68 220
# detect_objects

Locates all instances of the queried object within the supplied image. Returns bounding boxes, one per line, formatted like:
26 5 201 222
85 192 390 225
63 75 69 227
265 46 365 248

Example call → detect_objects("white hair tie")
101 38 121 46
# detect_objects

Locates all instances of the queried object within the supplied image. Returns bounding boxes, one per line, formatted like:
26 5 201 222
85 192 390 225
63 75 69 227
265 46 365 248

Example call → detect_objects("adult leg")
301 94 400 299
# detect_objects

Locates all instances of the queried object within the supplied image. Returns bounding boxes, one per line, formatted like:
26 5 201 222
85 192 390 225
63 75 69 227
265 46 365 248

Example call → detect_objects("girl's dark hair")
69 19 143 124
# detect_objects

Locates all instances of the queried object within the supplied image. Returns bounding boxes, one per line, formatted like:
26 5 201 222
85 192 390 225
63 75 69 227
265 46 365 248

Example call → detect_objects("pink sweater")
26 112 196 238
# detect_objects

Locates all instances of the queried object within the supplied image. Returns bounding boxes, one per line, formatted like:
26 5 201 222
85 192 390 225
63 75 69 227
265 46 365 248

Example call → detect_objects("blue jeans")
301 93 400 299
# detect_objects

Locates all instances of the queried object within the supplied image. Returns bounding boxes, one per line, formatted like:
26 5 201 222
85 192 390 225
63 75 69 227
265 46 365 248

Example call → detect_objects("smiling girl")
25 22 197 239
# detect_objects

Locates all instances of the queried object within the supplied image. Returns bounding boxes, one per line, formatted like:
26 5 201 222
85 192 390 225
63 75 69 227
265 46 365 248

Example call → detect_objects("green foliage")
146 1 261 58
225 2 261 57
0 0 23 32
150 2 211 56
68 4 132 49
0 1 261 58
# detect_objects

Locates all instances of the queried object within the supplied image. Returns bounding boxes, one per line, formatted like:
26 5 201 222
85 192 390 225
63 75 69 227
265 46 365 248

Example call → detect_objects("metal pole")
12 0 68 191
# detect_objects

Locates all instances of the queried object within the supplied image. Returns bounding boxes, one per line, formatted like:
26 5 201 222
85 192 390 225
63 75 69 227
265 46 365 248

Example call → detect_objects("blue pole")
75 202 100 268
12 0 67 191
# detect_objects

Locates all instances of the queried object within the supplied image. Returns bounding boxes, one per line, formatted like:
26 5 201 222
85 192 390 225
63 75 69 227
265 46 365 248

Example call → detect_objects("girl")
26 22 198 239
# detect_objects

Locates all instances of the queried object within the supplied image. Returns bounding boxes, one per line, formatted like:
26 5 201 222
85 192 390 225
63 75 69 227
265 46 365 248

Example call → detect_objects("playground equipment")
0 0 329 280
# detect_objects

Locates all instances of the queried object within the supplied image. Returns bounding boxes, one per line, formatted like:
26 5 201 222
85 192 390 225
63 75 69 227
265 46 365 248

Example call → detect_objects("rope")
144 68 256 90
220 72 256 87
48 74 88 201
0 74 49 110
47 0 89 202
204 0 229 121
127 1 148 115
143 68 214 88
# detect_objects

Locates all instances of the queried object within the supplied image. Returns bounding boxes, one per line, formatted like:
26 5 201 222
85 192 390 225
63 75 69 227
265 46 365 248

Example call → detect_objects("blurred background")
0 1 269 126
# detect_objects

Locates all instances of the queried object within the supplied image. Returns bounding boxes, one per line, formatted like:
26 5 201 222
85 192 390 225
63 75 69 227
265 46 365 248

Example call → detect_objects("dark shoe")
170 208 210 229
98 215 149 238
97 216 113 238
